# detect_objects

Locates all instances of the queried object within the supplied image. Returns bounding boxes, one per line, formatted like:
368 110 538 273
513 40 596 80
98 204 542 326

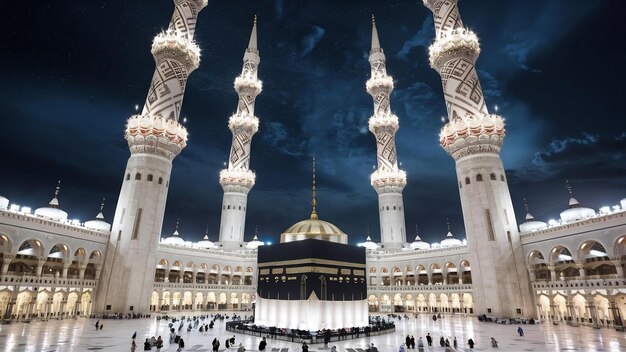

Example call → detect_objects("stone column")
78 265 87 280
576 262 586 278
586 297 600 329
62 264 70 279
548 264 557 281
1 262 10 276
36 257 46 277
192 270 197 284
608 295 624 331
164 269 171 283
611 258 624 278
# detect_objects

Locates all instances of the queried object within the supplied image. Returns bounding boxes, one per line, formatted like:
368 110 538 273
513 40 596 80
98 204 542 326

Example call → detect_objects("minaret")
95 0 207 314
423 0 533 317
366 16 407 250
218 16 262 250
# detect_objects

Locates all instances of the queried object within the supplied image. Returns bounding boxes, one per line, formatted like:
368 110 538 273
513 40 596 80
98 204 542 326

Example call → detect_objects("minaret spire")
219 15 263 249
366 16 407 250
248 15 258 50
49 180 61 207
311 156 318 219
371 14 381 51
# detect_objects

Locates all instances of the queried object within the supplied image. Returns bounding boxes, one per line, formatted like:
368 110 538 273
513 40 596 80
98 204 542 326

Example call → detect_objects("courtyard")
0 313 624 351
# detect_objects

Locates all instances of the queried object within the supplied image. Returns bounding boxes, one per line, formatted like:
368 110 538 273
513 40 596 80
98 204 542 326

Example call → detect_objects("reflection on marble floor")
0 313 625 351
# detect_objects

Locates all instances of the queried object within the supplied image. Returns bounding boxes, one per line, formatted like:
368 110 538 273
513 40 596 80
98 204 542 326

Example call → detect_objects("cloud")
397 16 434 60
527 132 626 180
301 25 326 57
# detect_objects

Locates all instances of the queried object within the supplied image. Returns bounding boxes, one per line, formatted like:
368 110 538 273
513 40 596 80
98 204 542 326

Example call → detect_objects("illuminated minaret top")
366 15 407 250
218 16 262 249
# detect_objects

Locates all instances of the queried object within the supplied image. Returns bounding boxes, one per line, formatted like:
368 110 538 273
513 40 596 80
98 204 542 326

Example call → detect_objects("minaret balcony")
371 169 407 193
439 113 506 160
428 28 480 71
369 114 399 131
219 169 256 190
234 76 262 95
228 114 259 133
152 29 201 71
125 114 188 159
366 76 394 94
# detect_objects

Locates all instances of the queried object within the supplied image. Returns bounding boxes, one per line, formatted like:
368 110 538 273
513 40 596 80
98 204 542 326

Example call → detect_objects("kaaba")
254 238 368 330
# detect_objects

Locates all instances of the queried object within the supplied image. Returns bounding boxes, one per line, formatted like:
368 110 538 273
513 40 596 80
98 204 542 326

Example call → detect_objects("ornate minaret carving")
95 0 207 314
218 16 261 249
367 16 407 250
424 0 533 317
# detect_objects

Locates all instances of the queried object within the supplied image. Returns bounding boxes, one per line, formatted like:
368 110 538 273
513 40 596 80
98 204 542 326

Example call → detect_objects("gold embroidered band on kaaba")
258 258 366 269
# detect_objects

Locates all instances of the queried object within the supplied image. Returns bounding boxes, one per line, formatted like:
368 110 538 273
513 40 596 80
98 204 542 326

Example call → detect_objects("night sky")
2 0 626 245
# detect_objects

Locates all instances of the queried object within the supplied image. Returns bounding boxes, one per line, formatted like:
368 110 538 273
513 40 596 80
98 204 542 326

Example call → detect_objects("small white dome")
410 234 430 250
84 218 111 232
0 196 8 210
35 203 68 222
246 235 264 249
361 235 379 250
162 222 186 246
35 182 67 222
196 234 215 249
621 198 626 210
519 213 547 233
84 202 111 232
440 231 462 247
560 198 596 223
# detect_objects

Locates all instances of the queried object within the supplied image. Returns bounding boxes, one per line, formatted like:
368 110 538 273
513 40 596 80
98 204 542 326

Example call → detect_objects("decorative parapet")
428 28 480 71
219 169 256 190
368 283 473 292
520 210 626 242
0 209 110 240
234 76 262 95
371 169 407 192
125 114 188 160
366 76 394 94
532 278 626 290
439 113 505 160
369 114 399 131
151 29 201 71
153 282 256 291
228 114 259 133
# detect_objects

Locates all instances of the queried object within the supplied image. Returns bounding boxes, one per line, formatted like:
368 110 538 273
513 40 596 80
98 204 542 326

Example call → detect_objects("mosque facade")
1 0 626 330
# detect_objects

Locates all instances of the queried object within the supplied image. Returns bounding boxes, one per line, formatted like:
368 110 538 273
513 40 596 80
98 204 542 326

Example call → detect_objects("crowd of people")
120 312 527 351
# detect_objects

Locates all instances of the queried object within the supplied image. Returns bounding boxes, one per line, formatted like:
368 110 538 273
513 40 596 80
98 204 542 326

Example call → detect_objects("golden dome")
280 217 348 244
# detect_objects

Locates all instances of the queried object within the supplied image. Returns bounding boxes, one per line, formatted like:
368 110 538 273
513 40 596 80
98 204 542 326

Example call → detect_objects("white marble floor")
0 313 624 351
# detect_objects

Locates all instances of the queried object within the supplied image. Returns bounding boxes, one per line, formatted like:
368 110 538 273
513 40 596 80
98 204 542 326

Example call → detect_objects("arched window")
393 206 396 210
238 206 241 210
135 173 141 180
227 205 231 210
147 174 153 182
126 173 130 181
465 177 470 185
158 177 163 185
386 206 390 211
500 175 505 181
490 173 496 180
476 174 483 182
